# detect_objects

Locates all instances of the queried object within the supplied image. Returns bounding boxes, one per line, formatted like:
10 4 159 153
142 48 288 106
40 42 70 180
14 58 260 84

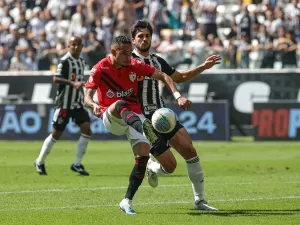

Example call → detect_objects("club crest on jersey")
129 72 136 82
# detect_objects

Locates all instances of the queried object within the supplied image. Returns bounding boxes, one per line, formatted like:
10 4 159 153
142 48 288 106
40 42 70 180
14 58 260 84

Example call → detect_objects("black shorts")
145 114 184 157
52 107 90 131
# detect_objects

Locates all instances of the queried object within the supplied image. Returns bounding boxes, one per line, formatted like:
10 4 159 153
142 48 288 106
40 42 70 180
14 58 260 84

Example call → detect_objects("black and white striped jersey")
54 52 85 110
132 49 176 116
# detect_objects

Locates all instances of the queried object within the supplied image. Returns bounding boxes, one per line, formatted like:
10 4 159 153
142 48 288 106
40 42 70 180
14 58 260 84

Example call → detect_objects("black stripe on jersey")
74 61 82 104
143 58 154 106
102 72 121 91
54 53 85 110
100 77 118 91
101 72 138 103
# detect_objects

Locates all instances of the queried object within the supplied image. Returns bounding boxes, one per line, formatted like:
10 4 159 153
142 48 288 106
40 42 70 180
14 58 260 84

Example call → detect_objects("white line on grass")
1 181 300 195
0 196 300 213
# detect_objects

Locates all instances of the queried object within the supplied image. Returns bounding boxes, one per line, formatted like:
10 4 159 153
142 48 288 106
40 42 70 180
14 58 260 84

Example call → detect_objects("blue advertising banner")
0 102 229 141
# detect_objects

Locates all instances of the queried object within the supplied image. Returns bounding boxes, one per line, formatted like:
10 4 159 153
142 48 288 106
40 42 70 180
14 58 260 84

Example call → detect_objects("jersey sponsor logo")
137 76 152 82
88 76 93 83
105 88 134 98
106 89 115 98
101 67 109 69
116 88 133 97
144 104 157 111
129 72 136 82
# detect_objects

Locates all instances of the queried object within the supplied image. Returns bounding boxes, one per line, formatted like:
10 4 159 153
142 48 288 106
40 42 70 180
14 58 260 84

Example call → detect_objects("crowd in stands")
0 0 299 72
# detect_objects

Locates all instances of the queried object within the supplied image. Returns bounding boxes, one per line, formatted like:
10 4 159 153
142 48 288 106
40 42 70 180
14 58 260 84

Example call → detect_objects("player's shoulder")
92 56 111 70
130 58 146 66
150 53 168 64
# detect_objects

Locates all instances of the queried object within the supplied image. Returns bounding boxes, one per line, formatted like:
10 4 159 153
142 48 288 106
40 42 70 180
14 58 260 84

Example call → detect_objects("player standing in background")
131 20 221 211
34 36 91 176
84 36 191 215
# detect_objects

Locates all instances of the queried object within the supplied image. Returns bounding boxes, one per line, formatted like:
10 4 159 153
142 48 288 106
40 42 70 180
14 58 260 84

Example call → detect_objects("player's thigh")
155 149 177 173
126 114 150 150
52 108 71 136
102 109 128 136
72 108 91 136
169 127 197 160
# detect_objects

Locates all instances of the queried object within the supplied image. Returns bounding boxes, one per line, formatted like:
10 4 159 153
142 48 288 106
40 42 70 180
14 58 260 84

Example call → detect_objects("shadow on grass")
187 209 300 217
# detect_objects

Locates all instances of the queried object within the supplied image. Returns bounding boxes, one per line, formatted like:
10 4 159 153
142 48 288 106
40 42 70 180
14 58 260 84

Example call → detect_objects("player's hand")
72 81 85 90
176 97 192 110
93 104 102 118
202 55 222 69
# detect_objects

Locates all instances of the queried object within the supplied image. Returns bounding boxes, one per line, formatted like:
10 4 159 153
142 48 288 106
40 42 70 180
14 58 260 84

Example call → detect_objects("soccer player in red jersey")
84 36 191 215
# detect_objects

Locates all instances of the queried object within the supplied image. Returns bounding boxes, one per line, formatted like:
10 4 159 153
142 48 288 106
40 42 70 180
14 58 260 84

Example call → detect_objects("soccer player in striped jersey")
131 20 221 211
34 36 91 176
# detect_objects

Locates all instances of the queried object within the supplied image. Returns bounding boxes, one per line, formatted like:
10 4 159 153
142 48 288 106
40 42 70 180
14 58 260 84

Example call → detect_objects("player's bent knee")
80 123 92 136
162 161 176 174
52 130 62 140
156 152 177 174
115 100 128 114
180 144 198 160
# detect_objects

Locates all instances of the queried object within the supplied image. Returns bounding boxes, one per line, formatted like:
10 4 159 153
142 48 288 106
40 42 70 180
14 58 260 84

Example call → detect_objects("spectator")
133 0 145 20
238 32 252 68
0 45 10 71
277 28 298 68
257 25 275 68
196 0 218 39
186 28 207 67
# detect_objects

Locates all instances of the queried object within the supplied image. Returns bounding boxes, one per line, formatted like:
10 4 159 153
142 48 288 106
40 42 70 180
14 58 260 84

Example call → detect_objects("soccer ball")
151 108 177 133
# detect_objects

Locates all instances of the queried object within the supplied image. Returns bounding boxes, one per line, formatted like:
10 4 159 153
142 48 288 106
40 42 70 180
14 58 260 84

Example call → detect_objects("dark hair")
111 36 132 47
131 20 153 38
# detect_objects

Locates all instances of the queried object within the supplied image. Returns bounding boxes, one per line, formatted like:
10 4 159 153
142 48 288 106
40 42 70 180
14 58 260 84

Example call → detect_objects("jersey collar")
133 49 151 59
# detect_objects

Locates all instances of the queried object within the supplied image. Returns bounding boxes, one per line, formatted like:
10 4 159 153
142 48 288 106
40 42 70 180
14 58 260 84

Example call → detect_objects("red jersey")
85 56 156 118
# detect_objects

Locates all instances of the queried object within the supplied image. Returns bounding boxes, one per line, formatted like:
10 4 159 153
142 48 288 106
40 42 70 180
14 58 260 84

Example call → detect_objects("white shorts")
102 109 150 148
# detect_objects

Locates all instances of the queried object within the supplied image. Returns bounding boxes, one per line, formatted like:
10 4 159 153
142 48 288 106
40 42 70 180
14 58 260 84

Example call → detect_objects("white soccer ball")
151 108 177 133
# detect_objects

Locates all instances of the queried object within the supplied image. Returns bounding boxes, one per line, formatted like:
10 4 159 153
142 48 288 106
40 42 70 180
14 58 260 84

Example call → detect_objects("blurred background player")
131 20 221 211
34 36 91 176
84 36 191 215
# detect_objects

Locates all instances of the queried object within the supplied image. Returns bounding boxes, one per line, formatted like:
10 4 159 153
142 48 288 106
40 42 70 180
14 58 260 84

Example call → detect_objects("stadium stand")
0 0 299 71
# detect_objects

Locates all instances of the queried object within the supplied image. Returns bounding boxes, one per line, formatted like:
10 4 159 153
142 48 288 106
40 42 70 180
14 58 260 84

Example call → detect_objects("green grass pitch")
0 138 300 225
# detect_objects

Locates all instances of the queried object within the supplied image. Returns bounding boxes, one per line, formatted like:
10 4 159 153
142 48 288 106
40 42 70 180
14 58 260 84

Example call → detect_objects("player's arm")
170 55 222 83
53 60 84 89
84 68 101 117
151 69 192 110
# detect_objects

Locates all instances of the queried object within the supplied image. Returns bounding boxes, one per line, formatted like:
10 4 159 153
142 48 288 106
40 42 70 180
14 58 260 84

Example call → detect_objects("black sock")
120 109 143 133
125 156 149 200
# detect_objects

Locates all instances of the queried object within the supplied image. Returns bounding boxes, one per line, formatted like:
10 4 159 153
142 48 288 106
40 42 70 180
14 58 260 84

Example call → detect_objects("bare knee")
156 153 177 174
162 160 177 174
51 129 63 140
80 122 92 136
177 144 198 160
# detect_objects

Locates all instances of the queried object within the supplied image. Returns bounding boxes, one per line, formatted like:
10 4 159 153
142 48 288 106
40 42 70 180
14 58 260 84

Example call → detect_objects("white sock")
36 134 56 164
74 133 90 166
148 159 168 176
186 156 204 202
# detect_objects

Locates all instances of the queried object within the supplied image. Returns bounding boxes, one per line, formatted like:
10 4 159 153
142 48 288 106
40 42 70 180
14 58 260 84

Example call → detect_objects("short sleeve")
55 60 69 79
155 55 176 76
85 66 101 89
134 60 156 77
